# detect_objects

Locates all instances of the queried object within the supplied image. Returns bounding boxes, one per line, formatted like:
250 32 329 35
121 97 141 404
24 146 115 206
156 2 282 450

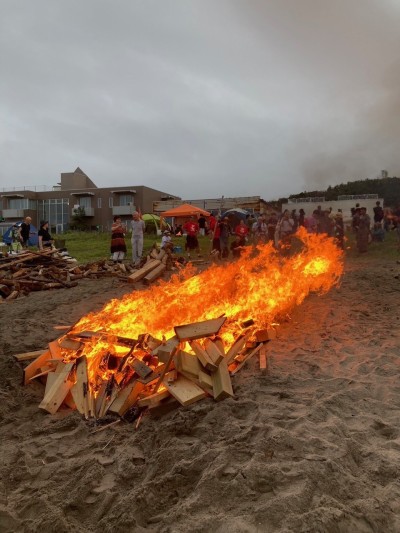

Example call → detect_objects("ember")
19 229 343 422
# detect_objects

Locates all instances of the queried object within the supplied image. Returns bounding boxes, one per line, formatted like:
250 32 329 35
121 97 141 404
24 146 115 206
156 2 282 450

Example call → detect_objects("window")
119 194 133 206
97 197 102 208
79 196 91 208
109 197 113 208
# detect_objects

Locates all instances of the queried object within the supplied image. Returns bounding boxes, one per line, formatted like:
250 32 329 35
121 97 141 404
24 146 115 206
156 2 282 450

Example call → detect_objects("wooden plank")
152 347 179 394
190 341 218 372
137 389 170 408
130 358 153 379
213 336 225 355
38 363 74 414
174 316 226 342
128 259 161 283
154 335 180 363
48 340 63 360
59 337 83 351
13 349 46 362
230 344 262 375
108 380 144 416
44 365 76 409
212 359 234 401
198 369 213 391
174 350 201 380
143 263 166 284
204 338 224 366
255 328 276 342
163 375 206 406
70 356 90 417
225 332 251 364
24 350 51 385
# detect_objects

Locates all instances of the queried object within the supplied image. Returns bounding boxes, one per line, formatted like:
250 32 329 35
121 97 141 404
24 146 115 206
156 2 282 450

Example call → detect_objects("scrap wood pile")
0 249 129 301
128 246 179 285
16 316 276 423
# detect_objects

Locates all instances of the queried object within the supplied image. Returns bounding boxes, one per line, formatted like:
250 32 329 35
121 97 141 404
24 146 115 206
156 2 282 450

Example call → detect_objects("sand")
1 257 400 533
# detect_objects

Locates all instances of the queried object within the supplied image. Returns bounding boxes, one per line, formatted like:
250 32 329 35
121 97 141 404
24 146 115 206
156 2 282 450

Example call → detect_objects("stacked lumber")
128 246 175 284
0 251 138 300
17 317 276 422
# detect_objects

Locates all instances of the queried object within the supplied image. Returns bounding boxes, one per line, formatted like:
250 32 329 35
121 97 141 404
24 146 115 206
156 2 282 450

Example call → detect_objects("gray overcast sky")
1 0 400 200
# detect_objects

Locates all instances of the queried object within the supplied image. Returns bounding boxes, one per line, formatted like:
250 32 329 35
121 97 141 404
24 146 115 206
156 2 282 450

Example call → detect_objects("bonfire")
20 228 344 422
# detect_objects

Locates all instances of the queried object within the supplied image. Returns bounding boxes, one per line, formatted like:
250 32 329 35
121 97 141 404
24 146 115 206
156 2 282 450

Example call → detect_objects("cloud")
1 0 400 199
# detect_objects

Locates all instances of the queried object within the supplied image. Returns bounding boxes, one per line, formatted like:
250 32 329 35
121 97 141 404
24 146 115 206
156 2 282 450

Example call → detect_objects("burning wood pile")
19 316 275 419
15 230 344 426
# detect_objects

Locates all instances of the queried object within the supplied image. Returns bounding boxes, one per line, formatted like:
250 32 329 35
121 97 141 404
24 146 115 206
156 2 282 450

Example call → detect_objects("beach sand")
1 257 399 532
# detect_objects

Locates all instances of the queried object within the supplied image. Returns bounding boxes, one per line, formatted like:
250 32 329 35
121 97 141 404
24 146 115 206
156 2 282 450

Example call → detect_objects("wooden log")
225 332 251 364
212 359 234 401
5 290 19 300
128 259 161 283
14 349 46 362
108 380 144 416
0 284 11 298
174 316 226 341
38 362 74 414
190 341 218 372
204 338 225 366
163 375 206 406
143 263 166 284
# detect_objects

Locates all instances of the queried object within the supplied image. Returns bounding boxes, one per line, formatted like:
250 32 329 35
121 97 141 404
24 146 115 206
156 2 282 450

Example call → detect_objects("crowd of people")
107 202 400 266
6 202 400 262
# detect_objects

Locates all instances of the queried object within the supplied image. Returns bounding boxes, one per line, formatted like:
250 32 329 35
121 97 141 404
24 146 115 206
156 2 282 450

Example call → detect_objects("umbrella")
221 208 250 220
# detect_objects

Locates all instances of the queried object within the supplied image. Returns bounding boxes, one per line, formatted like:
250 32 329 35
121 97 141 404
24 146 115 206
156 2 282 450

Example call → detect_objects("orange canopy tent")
160 203 211 217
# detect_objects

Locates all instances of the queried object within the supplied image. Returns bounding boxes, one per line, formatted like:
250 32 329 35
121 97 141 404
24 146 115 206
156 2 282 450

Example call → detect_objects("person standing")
219 217 231 258
183 216 201 258
19 216 34 248
38 221 54 251
198 215 207 236
110 216 127 263
373 201 384 226
234 219 249 245
354 207 371 253
131 211 145 266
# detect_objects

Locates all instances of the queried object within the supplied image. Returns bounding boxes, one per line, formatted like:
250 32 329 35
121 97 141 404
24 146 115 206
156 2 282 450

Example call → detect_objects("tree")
71 206 87 230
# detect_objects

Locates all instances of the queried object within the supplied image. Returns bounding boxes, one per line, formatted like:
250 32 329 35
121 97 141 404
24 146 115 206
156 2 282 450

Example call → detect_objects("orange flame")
71 228 343 345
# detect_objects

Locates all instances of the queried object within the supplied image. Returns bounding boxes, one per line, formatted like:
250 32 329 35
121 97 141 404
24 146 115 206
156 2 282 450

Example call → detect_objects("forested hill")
289 177 400 207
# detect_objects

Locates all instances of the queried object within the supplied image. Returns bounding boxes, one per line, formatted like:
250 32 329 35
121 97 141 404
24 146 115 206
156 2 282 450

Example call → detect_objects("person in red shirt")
183 216 201 258
234 219 249 245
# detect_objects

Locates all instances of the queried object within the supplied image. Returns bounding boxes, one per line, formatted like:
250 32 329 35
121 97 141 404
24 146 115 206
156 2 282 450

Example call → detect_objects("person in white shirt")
131 211 145 266
161 230 173 251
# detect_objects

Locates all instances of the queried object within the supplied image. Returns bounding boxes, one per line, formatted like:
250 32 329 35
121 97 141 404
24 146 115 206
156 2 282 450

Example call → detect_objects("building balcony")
2 209 26 218
112 205 136 216
71 207 95 217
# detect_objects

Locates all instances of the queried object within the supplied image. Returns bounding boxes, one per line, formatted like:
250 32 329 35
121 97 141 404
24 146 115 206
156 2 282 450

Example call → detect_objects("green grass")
59 229 400 265
61 231 213 264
